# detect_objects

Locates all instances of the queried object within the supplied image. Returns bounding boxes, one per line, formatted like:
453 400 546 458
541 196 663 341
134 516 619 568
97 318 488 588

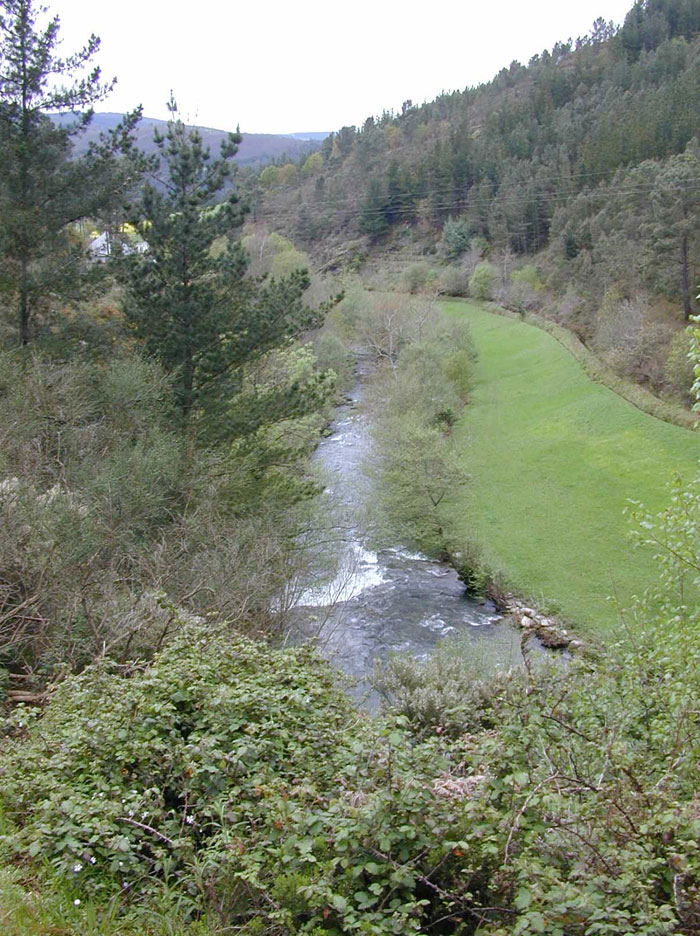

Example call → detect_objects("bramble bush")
0 626 499 934
4 604 700 933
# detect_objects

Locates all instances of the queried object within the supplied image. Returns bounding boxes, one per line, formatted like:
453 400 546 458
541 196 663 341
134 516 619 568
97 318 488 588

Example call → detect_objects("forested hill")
55 112 322 167
252 0 700 393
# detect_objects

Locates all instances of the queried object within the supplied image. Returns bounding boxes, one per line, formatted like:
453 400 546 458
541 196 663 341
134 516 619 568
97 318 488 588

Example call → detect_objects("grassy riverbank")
443 300 700 636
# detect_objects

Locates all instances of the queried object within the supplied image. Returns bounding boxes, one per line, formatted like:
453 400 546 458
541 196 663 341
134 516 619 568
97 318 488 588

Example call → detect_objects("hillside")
249 0 700 399
55 112 322 167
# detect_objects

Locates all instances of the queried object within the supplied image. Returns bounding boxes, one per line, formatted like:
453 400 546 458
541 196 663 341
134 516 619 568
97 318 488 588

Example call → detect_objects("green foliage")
0 628 480 934
371 411 466 555
217 342 333 509
311 331 355 394
120 102 328 426
301 152 323 177
439 216 474 258
469 261 497 300
0 351 185 672
6 593 700 933
627 471 700 624
0 0 141 345
373 631 523 737
241 231 308 279
665 327 696 403
358 177 389 240
400 262 435 294
259 164 279 188
367 301 475 556
509 264 544 292
0 345 331 675
436 264 471 297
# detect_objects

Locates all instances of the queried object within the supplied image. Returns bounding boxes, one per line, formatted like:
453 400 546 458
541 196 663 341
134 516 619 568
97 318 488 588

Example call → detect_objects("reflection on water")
289 367 521 701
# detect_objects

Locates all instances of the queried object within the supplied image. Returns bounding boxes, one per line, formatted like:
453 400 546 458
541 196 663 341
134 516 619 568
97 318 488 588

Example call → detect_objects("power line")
246 176 700 229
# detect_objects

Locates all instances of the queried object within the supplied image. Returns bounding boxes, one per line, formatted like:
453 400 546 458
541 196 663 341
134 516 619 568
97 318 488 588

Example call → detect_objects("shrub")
311 332 355 395
373 632 524 737
469 261 497 300
507 264 546 311
0 353 185 673
5 610 700 933
437 264 470 297
0 627 499 933
401 262 433 294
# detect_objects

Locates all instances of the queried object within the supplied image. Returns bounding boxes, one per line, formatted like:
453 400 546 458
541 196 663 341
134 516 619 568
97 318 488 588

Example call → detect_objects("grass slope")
444 301 700 635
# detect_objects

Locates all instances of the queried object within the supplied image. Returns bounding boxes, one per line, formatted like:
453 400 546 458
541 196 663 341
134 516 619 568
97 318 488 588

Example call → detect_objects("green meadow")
443 301 700 636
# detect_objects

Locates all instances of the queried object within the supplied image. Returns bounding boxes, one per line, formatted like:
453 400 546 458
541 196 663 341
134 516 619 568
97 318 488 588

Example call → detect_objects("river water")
289 369 522 703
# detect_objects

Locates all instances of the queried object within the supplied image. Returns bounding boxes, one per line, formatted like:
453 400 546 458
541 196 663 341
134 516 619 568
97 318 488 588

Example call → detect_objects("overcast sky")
52 0 636 134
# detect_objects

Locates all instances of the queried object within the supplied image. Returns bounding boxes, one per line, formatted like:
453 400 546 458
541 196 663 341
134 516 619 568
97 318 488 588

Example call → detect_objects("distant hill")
283 132 330 141
54 113 322 167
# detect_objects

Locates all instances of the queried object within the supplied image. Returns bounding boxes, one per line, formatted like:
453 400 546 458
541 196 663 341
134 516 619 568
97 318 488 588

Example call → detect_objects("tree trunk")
19 259 30 345
681 232 691 322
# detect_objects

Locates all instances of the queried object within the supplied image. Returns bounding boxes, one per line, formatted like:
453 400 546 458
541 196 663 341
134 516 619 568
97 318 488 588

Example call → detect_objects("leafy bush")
506 264 546 312
401 262 435 295
311 332 355 395
437 264 471 297
0 627 497 934
366 307 476 556
0 353 185 672
373 632 524 737
6 610 700 933
469 261 497 300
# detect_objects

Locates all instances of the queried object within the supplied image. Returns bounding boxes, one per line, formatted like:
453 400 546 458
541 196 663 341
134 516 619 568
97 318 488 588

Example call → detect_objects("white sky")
52 0 636 134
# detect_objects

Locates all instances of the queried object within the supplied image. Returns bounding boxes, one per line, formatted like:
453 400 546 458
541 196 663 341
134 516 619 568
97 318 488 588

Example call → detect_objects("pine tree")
648 142 700 320
120 100 329 425
0 0 140 344
359 177 389 240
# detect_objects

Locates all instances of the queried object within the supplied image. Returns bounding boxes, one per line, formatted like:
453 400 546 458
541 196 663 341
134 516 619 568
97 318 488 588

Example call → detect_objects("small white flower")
73 899 81 906
186 815 195 825
89 856 96 864
73 863 82 873
127 810 134 818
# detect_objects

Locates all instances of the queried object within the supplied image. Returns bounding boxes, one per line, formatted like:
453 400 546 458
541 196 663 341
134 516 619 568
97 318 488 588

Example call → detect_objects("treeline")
256 0 699 255
251 0 700 393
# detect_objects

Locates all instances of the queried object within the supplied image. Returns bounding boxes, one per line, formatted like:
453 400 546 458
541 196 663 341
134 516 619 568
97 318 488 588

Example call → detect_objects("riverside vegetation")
3 0 700 934
4 279 700 933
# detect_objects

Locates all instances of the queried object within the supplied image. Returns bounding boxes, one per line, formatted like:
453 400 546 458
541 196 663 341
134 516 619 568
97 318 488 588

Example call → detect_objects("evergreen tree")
120 100 329 425
358 176 389 240
647 142 700 319
0 0 140 344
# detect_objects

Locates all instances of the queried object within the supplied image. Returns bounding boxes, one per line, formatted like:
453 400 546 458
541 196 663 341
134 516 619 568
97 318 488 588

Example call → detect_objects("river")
288 366 523 704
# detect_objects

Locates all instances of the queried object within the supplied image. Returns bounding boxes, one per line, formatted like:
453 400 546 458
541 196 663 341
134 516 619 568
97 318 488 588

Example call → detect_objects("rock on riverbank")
503 597 584 651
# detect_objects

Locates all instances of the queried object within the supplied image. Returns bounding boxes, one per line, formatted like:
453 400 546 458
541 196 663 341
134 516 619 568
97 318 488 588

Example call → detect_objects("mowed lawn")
443 301 700 636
